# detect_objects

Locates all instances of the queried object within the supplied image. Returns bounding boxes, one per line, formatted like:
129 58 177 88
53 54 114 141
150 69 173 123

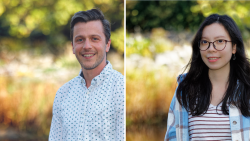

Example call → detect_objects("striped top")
188 103 231 140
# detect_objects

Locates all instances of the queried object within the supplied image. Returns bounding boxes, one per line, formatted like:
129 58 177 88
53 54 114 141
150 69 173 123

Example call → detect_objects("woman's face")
200 23 236 72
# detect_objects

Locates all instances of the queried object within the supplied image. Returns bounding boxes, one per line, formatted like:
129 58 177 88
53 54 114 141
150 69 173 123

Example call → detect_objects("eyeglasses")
199 39 232 51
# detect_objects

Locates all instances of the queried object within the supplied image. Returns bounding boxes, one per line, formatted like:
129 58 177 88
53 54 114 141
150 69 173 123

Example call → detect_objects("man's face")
72 20 110 71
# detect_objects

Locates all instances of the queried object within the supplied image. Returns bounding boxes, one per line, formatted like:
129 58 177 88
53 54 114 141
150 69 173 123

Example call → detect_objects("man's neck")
82 61 107 88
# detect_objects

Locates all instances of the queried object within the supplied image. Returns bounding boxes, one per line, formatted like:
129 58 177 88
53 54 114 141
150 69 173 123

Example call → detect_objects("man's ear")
232 44 237 54
105 39 111 52
72 42 75 54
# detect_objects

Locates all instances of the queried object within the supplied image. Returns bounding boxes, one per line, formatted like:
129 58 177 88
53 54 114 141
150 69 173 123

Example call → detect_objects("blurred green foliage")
194 0 250 40
126 33 151 57
127 1 250 35
126 28 174 57
111 27 124 54
0 0 124 57
126 1 250 57
126 1 204 32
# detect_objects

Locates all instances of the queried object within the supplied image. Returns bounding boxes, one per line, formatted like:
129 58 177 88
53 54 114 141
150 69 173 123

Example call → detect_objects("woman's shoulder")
177 73 187 83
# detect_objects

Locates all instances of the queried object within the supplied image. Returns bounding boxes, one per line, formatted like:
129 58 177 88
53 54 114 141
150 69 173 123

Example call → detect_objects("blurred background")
0 0 123 140
126 1 250 141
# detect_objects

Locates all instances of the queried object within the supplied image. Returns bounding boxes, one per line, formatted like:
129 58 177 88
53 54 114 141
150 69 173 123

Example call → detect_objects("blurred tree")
111 27 124 54
126 1 250 58
126 1 205 33
192 0 250 39
127 1 250 39
0 0 124 57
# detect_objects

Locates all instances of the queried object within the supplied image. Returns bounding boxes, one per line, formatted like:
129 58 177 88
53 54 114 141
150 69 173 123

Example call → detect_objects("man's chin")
81 63 98 70
79 57 105 71
82 66 96 70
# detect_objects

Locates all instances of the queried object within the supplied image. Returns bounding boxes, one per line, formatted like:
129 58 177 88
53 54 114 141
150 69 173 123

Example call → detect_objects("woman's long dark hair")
177 14 250 117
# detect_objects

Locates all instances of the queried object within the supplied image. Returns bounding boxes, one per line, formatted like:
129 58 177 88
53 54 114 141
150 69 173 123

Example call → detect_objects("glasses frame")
198 39 232 51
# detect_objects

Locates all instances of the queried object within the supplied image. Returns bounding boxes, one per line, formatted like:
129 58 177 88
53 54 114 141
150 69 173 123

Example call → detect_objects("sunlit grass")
0 76 60 136
126 124 166 141
126 67 178 126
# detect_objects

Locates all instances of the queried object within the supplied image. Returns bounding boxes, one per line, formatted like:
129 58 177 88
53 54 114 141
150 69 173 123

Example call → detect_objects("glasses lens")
214 40 226 50
199 40 208 50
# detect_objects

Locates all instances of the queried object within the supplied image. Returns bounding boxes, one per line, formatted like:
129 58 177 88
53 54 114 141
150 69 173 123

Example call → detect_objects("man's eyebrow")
90 34 102 38
74 34 102 39
74 35 83 39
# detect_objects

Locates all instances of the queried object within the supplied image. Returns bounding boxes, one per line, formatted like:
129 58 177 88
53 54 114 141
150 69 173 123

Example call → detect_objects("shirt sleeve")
49 89 64 141
114 75 125 141
164 93 177 141
116 101 124 141
165 74 186 141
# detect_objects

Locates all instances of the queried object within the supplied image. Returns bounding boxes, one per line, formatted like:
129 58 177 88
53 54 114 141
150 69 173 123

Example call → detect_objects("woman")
164 14 250 141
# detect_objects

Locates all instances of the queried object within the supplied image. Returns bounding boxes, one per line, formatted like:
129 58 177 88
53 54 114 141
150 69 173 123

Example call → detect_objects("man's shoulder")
106 61 124 80
110 69 124 79
108 69 124 86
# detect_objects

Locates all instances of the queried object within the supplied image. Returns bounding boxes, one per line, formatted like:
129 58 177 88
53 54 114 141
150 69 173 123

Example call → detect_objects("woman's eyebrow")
214 35 227 39
201 35 227 40
201 37 208 40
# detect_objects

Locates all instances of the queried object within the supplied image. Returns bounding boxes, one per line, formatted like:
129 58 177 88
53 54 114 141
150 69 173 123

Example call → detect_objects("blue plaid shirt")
165 74 250 141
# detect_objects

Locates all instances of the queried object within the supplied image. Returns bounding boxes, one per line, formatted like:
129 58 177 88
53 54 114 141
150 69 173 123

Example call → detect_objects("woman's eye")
201 40 208 44
217 40 224 43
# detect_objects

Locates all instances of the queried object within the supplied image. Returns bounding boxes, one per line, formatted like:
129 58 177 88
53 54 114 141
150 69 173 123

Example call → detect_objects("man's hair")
70 9 111 44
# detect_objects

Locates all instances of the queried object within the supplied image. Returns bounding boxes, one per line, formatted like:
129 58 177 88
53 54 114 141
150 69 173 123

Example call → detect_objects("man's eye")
93 38 98 41
77 39 83 42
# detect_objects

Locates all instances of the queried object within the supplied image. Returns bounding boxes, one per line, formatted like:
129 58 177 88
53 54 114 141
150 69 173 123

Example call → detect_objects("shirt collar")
79 60 112 87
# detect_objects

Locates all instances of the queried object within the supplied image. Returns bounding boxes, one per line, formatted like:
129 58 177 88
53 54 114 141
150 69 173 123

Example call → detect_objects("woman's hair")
177 14 250 117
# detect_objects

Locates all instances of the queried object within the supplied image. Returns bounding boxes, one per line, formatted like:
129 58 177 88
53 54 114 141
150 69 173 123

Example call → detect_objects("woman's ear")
232 44 237 54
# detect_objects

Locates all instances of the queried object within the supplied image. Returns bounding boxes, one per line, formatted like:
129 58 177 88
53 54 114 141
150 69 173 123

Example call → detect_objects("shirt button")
233 121 237 125
86 91 90 94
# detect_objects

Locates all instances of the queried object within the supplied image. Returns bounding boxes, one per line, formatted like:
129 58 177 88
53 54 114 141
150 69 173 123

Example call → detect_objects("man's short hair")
70 9 111 44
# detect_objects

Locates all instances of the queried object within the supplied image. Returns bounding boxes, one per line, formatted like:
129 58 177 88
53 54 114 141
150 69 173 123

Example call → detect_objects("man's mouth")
83 54 95 57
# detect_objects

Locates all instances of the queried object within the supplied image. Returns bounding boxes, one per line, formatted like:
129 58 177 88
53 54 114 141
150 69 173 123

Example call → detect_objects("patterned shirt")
188 103 231 140
165 74 250 141
49 61 124 141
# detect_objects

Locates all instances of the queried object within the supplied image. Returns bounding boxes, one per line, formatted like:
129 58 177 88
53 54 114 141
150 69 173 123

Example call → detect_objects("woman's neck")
208 64 230 106
208 65 230 87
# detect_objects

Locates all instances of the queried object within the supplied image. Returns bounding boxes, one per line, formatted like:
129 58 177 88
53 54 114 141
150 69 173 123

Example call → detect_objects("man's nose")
83 39 92 49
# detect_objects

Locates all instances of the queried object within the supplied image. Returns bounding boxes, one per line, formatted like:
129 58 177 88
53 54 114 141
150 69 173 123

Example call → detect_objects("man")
49 9 124 141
